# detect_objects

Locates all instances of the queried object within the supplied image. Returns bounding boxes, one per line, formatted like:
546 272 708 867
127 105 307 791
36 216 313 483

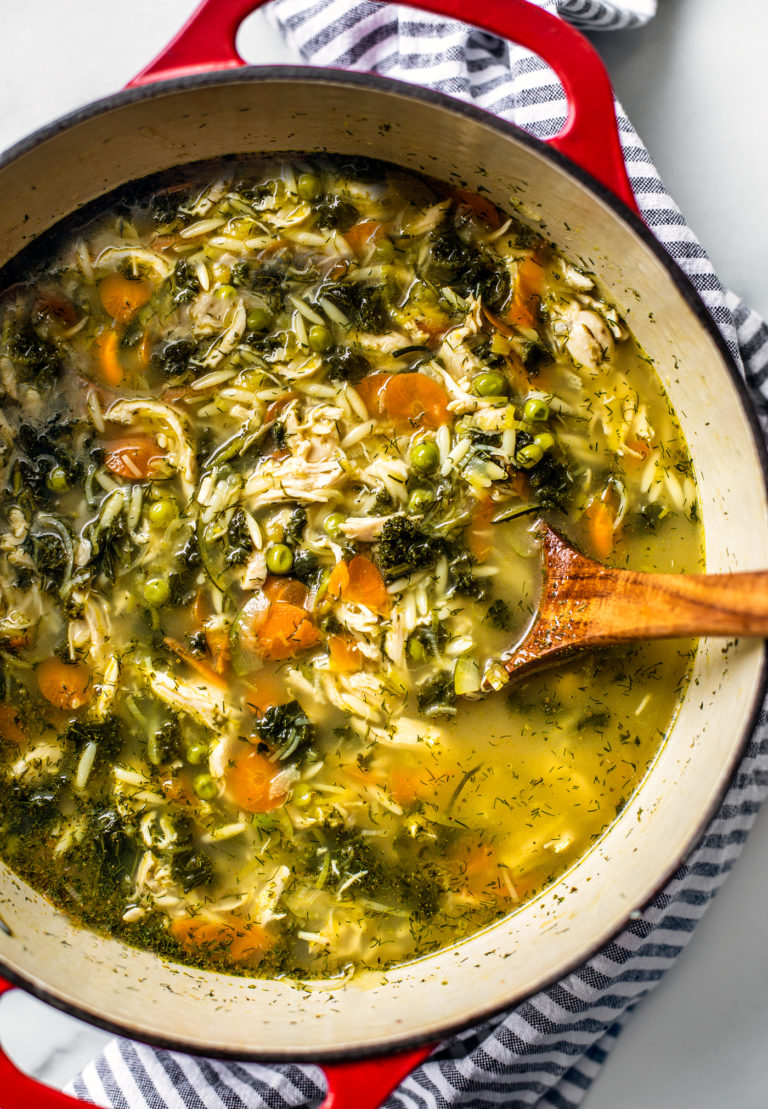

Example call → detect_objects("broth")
0 156 701 978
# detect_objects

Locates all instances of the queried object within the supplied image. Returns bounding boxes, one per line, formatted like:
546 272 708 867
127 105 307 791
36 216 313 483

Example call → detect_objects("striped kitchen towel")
69 1 768 1106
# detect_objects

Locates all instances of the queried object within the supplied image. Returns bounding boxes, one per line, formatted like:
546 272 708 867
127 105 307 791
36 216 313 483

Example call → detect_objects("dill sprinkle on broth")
0 156 701 978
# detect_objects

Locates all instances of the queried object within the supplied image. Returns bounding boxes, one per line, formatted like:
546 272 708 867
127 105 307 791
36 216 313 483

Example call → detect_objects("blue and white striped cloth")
68 1 768 1106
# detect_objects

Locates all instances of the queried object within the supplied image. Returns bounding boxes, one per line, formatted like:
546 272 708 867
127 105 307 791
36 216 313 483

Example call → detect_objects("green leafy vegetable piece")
255 700 316 765
376 516 443 581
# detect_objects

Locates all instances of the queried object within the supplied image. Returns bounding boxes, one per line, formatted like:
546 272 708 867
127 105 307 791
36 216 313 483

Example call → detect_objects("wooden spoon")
500 522 768 682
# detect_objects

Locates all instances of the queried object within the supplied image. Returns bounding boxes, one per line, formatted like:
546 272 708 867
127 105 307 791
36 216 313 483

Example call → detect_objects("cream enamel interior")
0 73 765 1058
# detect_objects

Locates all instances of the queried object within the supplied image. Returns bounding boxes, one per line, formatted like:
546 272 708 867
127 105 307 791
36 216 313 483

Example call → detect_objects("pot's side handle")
319 1044 436 1108
0 980 87 1108
128 0 638 213
0 977 434 1109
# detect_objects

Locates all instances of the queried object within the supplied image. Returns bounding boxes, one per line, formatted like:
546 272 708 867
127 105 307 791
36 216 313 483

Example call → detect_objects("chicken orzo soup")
0 157 701 978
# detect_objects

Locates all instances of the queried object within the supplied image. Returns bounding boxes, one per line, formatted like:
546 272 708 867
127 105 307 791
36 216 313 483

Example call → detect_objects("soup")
0 156 701 979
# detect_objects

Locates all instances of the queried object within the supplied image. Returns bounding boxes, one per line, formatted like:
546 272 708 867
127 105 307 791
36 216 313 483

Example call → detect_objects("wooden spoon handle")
567 567 768 642
503 525 768 679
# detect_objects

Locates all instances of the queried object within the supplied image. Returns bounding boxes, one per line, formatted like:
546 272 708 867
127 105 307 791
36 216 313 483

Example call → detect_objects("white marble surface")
1 1 768 1104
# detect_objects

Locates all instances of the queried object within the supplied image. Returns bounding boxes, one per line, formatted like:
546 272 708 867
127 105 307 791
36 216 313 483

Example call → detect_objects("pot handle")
128 0 638 213
0 979 89 1108
0 976 435 1109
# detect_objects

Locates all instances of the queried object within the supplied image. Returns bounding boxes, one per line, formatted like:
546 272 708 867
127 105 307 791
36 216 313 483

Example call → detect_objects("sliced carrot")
164 637 228 690
103 435 165 480
263 575 308 607
354 372 391 419
37 658 92 711
505 255 545 329
255 602 321 661
510 470 531 500
94 329 124 387
35 292 79 327
205 629 230 676
0 704 27 745
483 306 517 340
389 758 422 807
382 373 451 430
99 272 152 323
245 671 290 715
450 186 503 230
623 436 652 468
327 634 363 673
171 917 270 963
344 218 386 254
328 555 389 615
469 496 495 563
264 391 298 423
458 843 515 903
225 747 287 812
138 331 153 367
584 498 615 561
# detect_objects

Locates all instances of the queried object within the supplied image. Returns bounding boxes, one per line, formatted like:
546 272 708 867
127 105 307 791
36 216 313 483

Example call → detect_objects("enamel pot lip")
1 65 768 1064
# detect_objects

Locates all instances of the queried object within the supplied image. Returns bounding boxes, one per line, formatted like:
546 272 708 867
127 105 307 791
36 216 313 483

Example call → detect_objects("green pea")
297 173 320 200
516 443 544 469
523 397 550 423
46 466 68 493
534 431 556 453
408 487 435 513
473 370 508 397
410 440 440 475
266 543 294 575
373 238 394 263
407 638 426 663
144 577 170 607
186 741 209 766
147 498 178 527
323 511 346 538
292 782 314 807
247 307 273 332
308 324 333 353
193 772 218 801
215 284 237 300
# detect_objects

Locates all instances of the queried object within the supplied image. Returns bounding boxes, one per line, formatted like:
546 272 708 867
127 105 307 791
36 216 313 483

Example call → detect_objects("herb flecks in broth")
0 157 701 978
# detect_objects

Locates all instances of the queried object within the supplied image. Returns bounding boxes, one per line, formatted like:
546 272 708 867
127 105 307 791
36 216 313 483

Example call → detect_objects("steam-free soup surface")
0 157 701 978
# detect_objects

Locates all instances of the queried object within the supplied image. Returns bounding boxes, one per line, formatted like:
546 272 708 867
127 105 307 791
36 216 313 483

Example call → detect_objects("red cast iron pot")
0 1 766 1106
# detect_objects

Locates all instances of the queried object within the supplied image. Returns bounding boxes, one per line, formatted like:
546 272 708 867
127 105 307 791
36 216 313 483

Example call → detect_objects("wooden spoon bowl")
500 522 768 682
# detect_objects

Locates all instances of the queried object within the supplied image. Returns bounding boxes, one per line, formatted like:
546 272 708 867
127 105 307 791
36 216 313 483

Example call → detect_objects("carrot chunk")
354 372 391 419
328 555 389 615
469 496 495 564
103 436 165 480
0 704 27 744
37 658 92 711
450 186 503 230
505 256 545 329
328 634 363 673
262 575 308 607
584 498 615 561
383 372 451 430
344 218 386 254
245 672 290 715
99 273 152 323
171 917 270 963
226 747 287 812
94 329 124 387
255 601 320 661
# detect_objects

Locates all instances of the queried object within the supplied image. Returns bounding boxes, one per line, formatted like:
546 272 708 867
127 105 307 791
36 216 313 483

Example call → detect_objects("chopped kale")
422 224 509 311
32 530 69 594
291 549 320 584
225 508 252 567
255 700 316 764
152 338 197 381
179 531 202 568
169 259 200 307
283 506 307 547
416 670 457 718
324 345 370 384
637 502 665 532
65 715 124 763
14 415 83 500
376 516 443 580
85 514 132 584
323 283 390 333
519 339 553 375
373 487 395 515
149 191 180 226
5 320 63 389
0 779 63 839
273 421 288 450
446 548 489 600
171 849 214 893
313 194 359 232
527 453 574 512
487 598 513 632
151 717 181 764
